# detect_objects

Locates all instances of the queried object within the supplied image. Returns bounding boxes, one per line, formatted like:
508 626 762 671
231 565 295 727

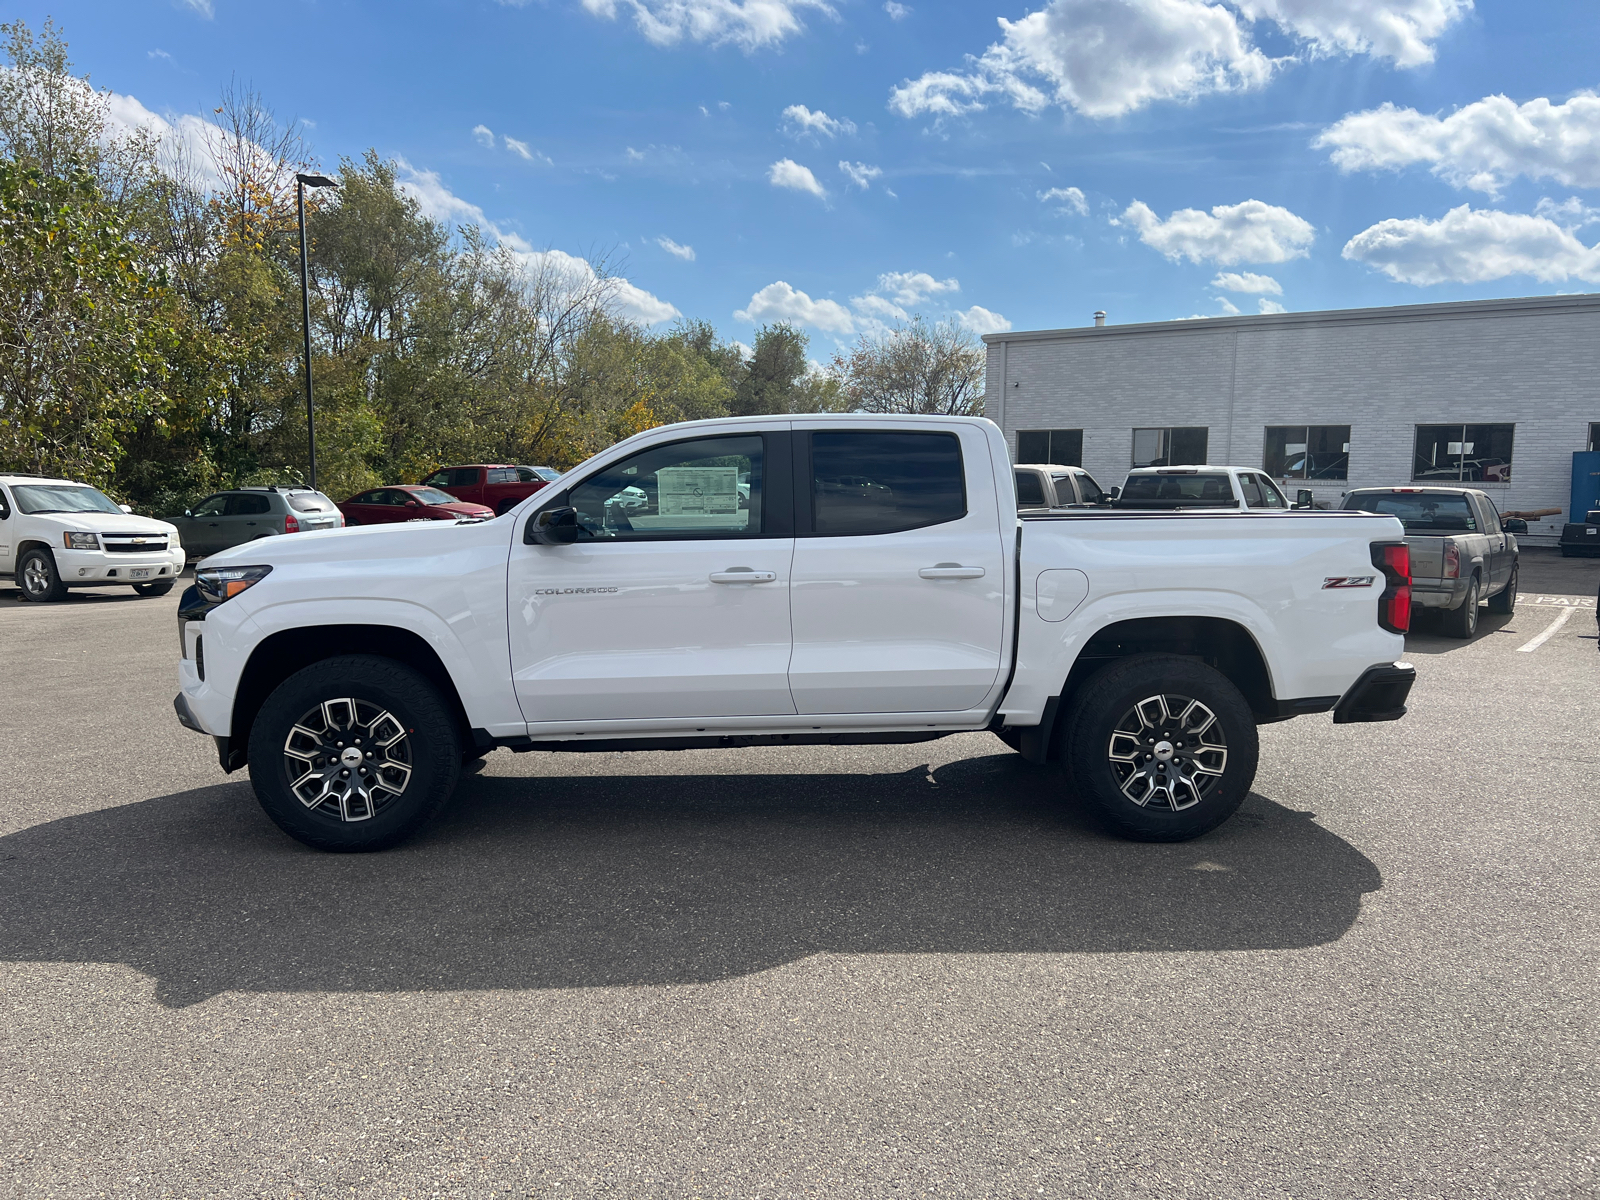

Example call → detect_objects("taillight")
284 512 300 534
1371 541 1411 634
1443 544 1460 578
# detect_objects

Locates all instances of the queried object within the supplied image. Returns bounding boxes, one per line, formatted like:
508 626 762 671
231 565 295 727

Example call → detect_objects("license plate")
130 568 152 580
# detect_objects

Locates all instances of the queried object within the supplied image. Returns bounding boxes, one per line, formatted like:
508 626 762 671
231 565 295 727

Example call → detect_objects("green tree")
833 316 985 416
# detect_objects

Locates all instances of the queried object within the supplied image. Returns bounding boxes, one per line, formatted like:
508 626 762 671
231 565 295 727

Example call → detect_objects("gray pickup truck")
1342 486 1525 638
1012 463 1110 511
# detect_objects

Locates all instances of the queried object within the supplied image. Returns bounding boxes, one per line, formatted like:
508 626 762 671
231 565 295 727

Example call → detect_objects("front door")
788 424 1008 715
180 494 230 555
508 430 796 724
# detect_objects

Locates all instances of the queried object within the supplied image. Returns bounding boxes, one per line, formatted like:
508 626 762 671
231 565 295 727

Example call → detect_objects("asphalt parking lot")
1 551 1596 1198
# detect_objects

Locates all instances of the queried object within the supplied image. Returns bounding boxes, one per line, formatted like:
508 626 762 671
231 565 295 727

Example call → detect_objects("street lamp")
295 172 338 490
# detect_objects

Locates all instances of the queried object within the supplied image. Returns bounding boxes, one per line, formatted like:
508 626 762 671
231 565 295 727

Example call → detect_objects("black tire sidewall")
247 655 461 852
18 548 64 602
1061 655 1259 842
134 580 175 597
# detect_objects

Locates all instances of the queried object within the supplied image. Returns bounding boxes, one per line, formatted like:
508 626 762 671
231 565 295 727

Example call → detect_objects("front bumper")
57 547 185 583
1333 662 1416 724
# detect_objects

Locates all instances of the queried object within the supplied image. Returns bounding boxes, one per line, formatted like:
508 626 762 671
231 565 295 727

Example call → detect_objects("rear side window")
287 492 335 512
1015 470 1047 507
810 431 965 536
1239 474 1265 506
486 467 517 484
229 494 272 516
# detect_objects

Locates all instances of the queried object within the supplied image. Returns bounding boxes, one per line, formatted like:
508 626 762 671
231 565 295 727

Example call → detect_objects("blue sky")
20 0 1600 347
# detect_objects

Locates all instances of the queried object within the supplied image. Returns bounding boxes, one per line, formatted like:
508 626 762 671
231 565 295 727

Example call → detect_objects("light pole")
295 172 338 490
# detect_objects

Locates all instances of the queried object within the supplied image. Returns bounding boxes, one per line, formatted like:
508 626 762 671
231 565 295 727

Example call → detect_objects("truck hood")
197 513 507 568
26 511 178 536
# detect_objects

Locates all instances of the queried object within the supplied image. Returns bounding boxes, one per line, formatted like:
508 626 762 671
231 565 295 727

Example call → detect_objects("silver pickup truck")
1341 487 1524 638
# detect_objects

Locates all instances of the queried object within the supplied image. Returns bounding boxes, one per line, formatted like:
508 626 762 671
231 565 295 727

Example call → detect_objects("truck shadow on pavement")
0 754 1382 1007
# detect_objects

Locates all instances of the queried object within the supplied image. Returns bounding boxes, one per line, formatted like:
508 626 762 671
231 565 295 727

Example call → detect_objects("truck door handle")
710 569 777 584
919 564 986 579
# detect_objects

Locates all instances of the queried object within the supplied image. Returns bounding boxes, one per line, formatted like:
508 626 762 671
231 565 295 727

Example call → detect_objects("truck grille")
102 533 169 553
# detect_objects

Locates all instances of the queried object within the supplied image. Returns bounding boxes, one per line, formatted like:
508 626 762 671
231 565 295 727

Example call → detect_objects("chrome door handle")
919 564 986 580
710 569 778 584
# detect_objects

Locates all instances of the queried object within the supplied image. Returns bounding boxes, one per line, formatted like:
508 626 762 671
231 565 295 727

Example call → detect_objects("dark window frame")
1588 423 1600 453
1016 429 1084 467
1131 427 1209 468
1412 423 1515 483
1263 424 1351 480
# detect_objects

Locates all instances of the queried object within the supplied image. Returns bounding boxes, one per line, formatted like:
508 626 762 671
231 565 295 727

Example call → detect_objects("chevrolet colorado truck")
174 415 1416 852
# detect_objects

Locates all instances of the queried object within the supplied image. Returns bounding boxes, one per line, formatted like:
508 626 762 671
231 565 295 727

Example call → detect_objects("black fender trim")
1333 662 1416 724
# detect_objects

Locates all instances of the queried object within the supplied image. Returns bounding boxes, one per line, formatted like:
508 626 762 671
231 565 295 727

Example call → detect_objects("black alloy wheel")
1058 654 1258 842
17 547 68 603
1487 564 1517 615
248 655 461 851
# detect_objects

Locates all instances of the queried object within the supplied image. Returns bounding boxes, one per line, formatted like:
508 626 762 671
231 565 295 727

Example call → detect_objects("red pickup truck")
420 465 560 515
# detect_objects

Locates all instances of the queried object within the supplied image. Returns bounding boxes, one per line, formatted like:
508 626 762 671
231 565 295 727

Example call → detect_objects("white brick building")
982 294 1600 545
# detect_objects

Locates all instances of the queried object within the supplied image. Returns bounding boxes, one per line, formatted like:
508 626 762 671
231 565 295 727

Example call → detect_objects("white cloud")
1210 270 1282 293
884 1 912 17
839 160 883 189
396 158 492 225
889 0 1274 121
958 305 1012 334
656 235 696 260
1233 0 1469 68
1215 295 1242 315
1535 196 1600 229
503 136 549 163
782 104 856 139
1342 204 1600 286
1257 297 1287 313
1121 198 1315 264
1315 92 1600 196
178 0 213 17
889 0 1468 124
768 158 827 198
852 293 910 322
735 281 855 333
1038 186 1088 215
580 0 837 51
876 270 960 304
472 124 495 149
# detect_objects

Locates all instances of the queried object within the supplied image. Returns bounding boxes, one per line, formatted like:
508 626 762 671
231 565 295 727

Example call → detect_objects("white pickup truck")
174 415 1416 852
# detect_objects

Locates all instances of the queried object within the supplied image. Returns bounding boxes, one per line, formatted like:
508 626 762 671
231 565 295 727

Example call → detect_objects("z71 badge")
1322 576 1375 589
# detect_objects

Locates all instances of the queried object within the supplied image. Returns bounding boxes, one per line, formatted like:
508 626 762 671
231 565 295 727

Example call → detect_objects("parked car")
422 465 552 515
1112 466 1292 510
1013 464 1109 511
0 473 187 602
339 486 494 526
175 414 1414 854
169 486 342 559
1341 486 1523 638
1558 509 1600 557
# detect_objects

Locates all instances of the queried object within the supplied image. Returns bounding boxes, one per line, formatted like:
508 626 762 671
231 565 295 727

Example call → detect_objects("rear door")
507 429 795 723
788 423 1007 715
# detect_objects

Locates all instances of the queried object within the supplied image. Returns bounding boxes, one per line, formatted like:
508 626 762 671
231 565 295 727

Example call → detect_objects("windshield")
1119 473 1238 505
12 484 122 515
524 466 561 482
409 488 460 506
1347 493 1478 532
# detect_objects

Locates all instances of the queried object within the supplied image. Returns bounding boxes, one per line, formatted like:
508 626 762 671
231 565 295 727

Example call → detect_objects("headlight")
168 529 181 548
63 532 99 550
195 564 273 604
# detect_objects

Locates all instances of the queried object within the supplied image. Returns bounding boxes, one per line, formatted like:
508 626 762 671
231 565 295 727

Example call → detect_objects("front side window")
1248 474 1288 508
12 484 122 516
1239 473 1265 506
1265 425 1350 480
567 435 763 540
1131 427 1208 467
1413 424 1514 482
191 494 228 518
1075 472 1107 504
423 471 450 488
1016 429 1083 467
811 431 965 536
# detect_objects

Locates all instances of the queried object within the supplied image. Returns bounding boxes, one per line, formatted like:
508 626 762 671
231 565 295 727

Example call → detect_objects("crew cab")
422 465 554 516
1013 464 1109 511
173 416 1416 853
1341 486 1523 638
1 474 186 602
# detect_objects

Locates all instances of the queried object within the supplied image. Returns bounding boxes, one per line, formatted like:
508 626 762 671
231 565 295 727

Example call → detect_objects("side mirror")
1107 486 1120 499
119 504 133 514
1503 517 1528 534
525 506 579 545
405 498 420 507
1296 489 1314 509
183 509 193 519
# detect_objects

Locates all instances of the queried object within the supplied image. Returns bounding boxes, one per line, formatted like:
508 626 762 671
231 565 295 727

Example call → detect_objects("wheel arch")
230 625 474 771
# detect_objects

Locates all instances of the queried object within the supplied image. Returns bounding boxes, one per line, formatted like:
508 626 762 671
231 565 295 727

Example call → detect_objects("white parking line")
1517 605 1578 653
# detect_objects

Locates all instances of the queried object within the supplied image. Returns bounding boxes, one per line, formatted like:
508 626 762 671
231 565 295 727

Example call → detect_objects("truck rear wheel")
247 654 461 852
1441 575 1480 639
1058 654 1258 842
1486 565 1517 615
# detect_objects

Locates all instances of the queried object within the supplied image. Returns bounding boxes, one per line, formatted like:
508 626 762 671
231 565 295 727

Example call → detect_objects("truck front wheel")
247 654 462 852
1059 655 1259 842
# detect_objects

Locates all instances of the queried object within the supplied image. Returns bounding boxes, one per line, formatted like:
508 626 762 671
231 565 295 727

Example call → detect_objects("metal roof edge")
980 292 1600 345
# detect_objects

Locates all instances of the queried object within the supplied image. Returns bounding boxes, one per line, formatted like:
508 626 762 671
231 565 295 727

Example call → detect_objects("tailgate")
1406 535 1446 579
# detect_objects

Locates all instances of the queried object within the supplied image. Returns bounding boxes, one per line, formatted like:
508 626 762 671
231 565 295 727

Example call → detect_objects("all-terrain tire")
1442 574 1481 639
1058 654 1259 842
247 654 461 852
1487 564 1517 615
17 547 68 603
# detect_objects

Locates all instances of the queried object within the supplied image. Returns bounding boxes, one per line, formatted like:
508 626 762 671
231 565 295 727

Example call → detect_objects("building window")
1589 423 1600 452
1264 425 1351 480
1131 427 1208 468
1016 429 1083 466
1413 424 1514 483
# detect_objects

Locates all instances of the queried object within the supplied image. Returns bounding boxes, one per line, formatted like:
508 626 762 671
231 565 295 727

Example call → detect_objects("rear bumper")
1410 579 1467 609
1333 662 1416 724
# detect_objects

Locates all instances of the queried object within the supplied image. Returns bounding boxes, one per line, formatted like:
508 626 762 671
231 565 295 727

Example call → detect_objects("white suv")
0 474 186 603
